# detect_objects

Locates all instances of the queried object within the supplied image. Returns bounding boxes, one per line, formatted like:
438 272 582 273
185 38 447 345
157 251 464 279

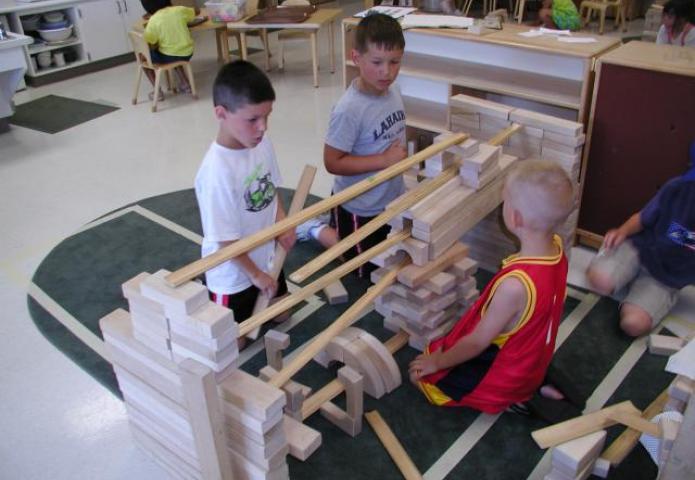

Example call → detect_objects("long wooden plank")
238 230 410 337
365 410 423 480
601 389 669 466
178 359 234 480
531 401 640 449
268 261 409 388
608 410 661 437
247 165 316 340
165 134 467 287
288 166 460 284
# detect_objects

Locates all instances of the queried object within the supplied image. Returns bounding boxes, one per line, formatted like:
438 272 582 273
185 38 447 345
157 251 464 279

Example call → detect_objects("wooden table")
225 8 343 87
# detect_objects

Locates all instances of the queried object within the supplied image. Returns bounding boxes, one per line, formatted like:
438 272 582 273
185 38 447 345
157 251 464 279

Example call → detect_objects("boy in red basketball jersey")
409 160 575 414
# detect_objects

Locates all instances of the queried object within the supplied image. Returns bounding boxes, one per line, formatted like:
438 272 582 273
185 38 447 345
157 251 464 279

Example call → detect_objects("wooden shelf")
401 52 582 110
28 38 81 54
29 58 88 76
402 96 448 133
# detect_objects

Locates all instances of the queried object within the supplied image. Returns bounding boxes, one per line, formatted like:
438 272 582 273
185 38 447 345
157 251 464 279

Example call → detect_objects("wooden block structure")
648 334 686 356
546 430 607 480
448 94 585 260
101 270 331 480
373 242 480 352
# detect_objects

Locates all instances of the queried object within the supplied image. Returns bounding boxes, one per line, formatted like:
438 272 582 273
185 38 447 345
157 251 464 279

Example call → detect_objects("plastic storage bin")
205 1 247 22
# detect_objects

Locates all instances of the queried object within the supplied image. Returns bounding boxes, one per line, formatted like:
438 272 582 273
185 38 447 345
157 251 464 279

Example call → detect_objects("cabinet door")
78 0 130 61
121 0 147 32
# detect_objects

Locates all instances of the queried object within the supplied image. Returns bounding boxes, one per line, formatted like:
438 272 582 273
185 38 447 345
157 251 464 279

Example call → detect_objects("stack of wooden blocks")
449 94 586 261
546 431 609 480
461 207 519 272
372 242 480 351
101 269 298 480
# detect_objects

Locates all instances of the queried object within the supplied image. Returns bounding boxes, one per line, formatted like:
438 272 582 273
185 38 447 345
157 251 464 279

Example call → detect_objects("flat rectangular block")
140 270 210 316
509 109 583 137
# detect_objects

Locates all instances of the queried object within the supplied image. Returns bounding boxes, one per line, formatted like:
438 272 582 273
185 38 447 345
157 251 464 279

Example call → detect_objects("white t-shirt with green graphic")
195 136 282 294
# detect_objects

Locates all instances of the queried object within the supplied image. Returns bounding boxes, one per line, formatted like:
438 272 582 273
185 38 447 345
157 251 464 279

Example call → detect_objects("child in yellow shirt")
539 0 581 31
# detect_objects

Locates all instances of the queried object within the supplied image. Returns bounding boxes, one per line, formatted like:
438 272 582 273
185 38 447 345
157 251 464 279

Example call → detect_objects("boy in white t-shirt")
195 61 295 345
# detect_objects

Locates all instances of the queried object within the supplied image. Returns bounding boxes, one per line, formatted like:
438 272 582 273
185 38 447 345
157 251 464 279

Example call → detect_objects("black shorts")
330 205 391 278
209 271 288 324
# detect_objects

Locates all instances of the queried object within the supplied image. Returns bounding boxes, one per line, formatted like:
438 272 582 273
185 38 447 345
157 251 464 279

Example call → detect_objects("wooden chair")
579 0 627 34
276 0 321 86
128 30 198 112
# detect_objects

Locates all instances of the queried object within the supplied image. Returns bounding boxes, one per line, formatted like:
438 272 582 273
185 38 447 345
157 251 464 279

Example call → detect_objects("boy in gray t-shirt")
296 13 407 277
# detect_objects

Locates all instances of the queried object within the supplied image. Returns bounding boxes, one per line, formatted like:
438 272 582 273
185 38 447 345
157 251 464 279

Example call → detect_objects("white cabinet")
78 0 146 61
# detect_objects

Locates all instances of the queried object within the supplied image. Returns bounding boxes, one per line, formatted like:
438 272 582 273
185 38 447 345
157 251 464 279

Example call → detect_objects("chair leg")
152 69 162 112
278 39 285 71
184 63 198 100
133 65 143 105
261 29 271 72
165 69 176 94
598 8 605 34
310 31 318 88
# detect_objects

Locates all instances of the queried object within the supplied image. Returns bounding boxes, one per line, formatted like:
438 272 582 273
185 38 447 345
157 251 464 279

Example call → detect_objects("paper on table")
400 14 474 29
558 36 598 43
540 27 571 35
518 29 544 37
354 6 417 18
666 338 695 380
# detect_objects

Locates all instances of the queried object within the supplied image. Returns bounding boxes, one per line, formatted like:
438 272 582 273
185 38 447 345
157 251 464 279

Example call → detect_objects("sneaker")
296 213 330 242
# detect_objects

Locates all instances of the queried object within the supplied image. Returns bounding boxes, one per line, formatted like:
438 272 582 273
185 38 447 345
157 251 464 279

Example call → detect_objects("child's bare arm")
275 195 296 252
603 212 643 250
218 241 277 296
324 140 407 176
409 277 527 378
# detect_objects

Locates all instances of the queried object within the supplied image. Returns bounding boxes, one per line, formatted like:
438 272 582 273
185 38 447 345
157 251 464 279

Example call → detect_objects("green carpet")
27 188 672 479
10 95 119 134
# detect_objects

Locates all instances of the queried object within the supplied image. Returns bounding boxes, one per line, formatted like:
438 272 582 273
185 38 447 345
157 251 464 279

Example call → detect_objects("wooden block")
140 270 210 316
370 249 407 268
170 330 237 360
340 337 387 399
364 410 423 480
450 111 480 130
509 109 583 137
405 176 462 220
227 444 287 478
397 242 469 288
461 143 501 173
264 329 290 370
396 236 430 266
122 273 165 313
450 257 478 277
100 309 185 404
532 401 640 448
179 358 235 480
283 415 321 461
450 94 513 120
608 411 661 437
424 272 457 295
133 325 172 357
370 266 393 285
592 458 610 478
648 334 685 356
541 139 582 155
130 424 202 480
168 302 236 340
322 280 349 305
130 306 170 337
541 147 581 168
668 375 694 403
221 400 283 439
552 430 606 477
171 343 237 373
543 131 586 147
219 369 286 421
320 366 364 437
427 291 458 312
460 162 501 190
355 332 402 393
425 151 458 172
659 416 680 455
225 420 286 464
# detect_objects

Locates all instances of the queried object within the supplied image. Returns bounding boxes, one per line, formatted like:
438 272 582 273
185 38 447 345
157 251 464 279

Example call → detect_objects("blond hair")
505 160 575 232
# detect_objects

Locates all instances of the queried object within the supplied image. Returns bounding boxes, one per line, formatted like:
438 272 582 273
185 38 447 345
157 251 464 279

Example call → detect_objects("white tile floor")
0 6 688 479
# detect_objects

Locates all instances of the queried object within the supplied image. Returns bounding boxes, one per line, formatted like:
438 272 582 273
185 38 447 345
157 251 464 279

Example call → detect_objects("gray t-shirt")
325 80 406 217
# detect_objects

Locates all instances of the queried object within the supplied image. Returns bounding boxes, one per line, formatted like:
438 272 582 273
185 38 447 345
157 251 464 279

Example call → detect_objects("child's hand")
603 228 626 251
383 140 407 167
278 229 296 253
251 271 278 297
408 348 442 379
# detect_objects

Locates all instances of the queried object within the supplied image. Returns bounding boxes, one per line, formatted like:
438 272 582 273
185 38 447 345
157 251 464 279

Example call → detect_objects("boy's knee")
619 303 653 337
586 266 615 296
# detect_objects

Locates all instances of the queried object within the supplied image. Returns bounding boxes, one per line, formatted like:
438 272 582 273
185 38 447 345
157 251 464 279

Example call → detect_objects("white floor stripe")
133 206 203 245
75 206 135 234
527 327 660 480
27 282 108 360
425 291 600 480
566 285 587 302
424 413 501 480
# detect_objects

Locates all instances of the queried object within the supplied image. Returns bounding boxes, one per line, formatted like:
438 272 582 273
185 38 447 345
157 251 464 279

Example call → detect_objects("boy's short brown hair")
213 60 275 112
505 160 575 232
354 13 405 53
